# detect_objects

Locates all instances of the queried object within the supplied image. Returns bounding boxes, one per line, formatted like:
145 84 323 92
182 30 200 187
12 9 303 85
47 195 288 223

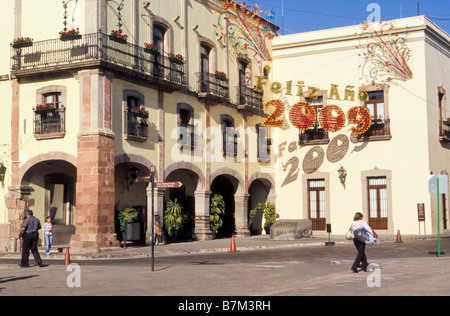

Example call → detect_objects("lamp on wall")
0 160 6 188
337 165 347 189
126 165 140 191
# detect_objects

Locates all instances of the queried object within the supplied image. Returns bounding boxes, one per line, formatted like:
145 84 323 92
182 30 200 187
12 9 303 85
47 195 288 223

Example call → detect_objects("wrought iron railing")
34 107 65 135
126 110 148 138
441 120 450 140
178 122 197 148
364 119 391 137
11 32 187 86
196 72 229 99
237 86 264 110
299 127 329 144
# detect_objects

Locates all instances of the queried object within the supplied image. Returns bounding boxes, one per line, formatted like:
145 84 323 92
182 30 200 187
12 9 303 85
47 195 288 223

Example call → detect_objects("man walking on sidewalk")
18 210 44 268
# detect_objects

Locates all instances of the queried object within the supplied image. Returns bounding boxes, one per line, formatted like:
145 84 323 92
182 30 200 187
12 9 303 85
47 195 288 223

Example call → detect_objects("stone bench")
270 219 312 240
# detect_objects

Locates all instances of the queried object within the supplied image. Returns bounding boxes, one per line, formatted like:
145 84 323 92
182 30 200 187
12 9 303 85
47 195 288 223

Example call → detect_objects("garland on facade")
356 21 413 82
214 0 275 61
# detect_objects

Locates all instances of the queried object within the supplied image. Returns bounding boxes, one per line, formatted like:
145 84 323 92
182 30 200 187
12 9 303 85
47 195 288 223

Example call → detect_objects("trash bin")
125 220 134 240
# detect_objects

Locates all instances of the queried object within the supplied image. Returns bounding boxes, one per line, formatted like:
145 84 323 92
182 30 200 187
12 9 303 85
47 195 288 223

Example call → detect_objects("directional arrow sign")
135 175 152 183
155 181 183 189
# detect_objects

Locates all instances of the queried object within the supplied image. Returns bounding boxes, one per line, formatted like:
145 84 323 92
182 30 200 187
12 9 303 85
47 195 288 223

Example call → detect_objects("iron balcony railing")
196 72 229 99
364 119 391 137
11 32 187 86
299 126 329 144
126 110 148 139
34 107 65 135
237 86 264 110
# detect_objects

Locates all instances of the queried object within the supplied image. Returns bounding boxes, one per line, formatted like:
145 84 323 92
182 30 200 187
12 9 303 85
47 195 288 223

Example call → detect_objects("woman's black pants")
351 238 368 271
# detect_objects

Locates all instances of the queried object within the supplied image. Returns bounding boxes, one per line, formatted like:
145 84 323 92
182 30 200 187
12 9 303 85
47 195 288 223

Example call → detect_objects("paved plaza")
0 234 449 297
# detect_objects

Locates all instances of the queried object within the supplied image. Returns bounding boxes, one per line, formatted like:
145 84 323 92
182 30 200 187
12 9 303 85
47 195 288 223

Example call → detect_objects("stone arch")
248 172 276 197
114 153 155 171
164 161 205 191
211 167 244 195
20 151 77 186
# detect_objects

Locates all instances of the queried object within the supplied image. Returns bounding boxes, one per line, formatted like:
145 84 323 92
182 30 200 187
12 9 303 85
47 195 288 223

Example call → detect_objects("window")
222 117 238 157
34 92 65 138
299 96 329 144
124 94 148 142
153 24 166 56
199 44 212 93
238 60 249 105
178 105 196 149
367 177 388 230
365 91 385 121
438 86 449 141
360 89 391 139
307 179 326 230
257 124 270 163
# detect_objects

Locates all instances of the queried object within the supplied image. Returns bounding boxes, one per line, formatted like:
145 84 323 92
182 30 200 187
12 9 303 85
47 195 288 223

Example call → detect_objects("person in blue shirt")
18 210 44 268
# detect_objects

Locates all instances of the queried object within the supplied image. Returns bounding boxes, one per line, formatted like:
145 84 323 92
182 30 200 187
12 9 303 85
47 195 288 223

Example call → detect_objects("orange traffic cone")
395 230 403 243
64 248 71 265
230 235 237 253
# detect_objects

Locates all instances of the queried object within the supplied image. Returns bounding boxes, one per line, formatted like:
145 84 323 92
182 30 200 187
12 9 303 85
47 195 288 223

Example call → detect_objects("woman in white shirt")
43 216 53 255
350 212 374 273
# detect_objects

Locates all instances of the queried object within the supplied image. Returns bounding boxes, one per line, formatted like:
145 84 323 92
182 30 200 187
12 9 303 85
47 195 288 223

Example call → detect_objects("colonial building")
271 16 450 236
0 0 278 252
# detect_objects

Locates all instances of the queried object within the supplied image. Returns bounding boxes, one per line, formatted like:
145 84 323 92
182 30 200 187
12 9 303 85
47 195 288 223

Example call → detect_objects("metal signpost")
136 169 182 271
428 175 448 258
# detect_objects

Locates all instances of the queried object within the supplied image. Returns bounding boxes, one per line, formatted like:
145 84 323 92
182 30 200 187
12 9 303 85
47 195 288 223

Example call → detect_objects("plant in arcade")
118 208 139 232
248 201 278 229
164 199 187 233
210 194 225 238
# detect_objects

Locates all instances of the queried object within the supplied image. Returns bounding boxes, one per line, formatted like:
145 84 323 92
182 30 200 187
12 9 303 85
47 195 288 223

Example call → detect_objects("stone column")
194 191 212 241
70 69 119 252
235 193 250 237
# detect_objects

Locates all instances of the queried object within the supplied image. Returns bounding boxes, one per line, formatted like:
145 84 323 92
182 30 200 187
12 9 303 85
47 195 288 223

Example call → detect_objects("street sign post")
135 174 182 271
155 181 183 189
428 175 448 258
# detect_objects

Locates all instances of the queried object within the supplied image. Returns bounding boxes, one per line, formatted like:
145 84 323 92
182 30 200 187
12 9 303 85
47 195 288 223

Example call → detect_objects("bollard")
10 237 17 252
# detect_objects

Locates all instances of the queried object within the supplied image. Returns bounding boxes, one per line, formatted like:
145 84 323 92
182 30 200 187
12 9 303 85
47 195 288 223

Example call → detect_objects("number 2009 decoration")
262 100 372 135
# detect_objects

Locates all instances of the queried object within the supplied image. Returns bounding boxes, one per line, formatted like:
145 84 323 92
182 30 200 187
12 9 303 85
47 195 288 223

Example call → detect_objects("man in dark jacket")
18 210 44 267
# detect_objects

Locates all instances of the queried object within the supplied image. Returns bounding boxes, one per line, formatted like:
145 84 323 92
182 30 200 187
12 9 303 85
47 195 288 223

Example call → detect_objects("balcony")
34 106 66 140
125 109 148 142
354 119 392 142
237 87 264 112
439 120 450 142
11 32 187 90
178 122 198 149
299 127 329 145
196 72 229 103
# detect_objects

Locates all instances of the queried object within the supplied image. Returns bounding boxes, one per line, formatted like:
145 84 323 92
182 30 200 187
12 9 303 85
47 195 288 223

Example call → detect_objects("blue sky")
245 0 450 35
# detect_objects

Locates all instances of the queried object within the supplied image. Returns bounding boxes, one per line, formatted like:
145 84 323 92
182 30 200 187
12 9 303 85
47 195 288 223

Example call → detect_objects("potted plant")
164 199 186 241
59 28 81 41
168 52 184 64
215 70 228 80
12 37 33 48
144 43 160 55
109 30 128 43
34 103 56 113
132 106 149 118
210 194 225 238
118 208 139 241
248 202 278 235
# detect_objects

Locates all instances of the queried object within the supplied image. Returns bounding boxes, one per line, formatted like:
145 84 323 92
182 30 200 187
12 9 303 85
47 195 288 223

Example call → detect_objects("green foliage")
248 202 279 228
164 199 187 232
118 208 139 232
210 194 225 238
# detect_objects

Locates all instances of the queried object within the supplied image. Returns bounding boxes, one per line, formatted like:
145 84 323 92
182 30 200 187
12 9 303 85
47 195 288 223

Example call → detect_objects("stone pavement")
0 232 449 297
0 231 447 260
